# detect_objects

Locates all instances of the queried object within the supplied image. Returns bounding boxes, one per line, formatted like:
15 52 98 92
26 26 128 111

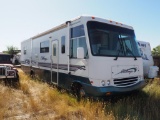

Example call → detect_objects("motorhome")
137 40 159 78
21 16 145 97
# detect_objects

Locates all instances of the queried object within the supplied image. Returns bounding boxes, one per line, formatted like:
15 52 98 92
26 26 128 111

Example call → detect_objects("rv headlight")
107 80 110 85
101 80 105 86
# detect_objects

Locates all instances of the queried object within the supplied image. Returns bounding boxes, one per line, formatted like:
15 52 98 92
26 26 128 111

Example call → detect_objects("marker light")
90 81 93 84
106 92 111 96
92 16 95 19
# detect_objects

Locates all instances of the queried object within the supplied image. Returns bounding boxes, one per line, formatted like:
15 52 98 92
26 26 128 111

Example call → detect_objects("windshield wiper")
124 42 137 60
114 37 124 60
114 50 121 60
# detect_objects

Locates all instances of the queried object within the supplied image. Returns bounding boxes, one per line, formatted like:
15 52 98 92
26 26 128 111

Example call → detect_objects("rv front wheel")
71 83 86 99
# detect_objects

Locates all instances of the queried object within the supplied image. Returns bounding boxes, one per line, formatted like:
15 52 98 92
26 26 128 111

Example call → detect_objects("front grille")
0 67 6 76
114 77 138 87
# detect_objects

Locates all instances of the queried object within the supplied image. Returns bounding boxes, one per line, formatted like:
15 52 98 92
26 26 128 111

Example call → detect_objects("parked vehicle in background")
137 40 159 78
21 16 145 97
11 53 21 65
0 53 19 84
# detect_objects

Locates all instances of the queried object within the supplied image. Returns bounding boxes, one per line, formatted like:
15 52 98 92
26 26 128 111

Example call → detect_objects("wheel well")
30 69 35 75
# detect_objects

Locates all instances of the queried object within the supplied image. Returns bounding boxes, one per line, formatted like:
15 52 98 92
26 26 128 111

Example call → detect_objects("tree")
152 45 160 56
5 46 19 55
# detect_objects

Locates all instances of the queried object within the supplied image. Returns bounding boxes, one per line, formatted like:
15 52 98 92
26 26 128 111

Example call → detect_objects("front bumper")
82 80 146 97
0 75 16 79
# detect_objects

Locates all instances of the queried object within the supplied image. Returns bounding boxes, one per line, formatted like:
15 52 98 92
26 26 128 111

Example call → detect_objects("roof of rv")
31 16 133 39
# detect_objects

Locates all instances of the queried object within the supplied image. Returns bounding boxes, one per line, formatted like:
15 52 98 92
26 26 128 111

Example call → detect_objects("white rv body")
137 40 159 78
21 16 145 97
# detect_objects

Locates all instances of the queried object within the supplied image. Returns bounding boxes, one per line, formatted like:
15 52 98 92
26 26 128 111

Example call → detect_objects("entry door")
51 40 59 84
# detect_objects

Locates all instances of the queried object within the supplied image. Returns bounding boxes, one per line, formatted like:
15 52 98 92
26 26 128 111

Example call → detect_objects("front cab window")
70 25 88 58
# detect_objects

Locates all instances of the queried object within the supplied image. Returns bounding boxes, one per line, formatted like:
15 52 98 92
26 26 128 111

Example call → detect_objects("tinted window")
24 47 26 54
70 25 88 59
87 21 140 57
0 55 12 64
53 44 56 56
40 40 49 53
70 37 88 58
71 25 85 38
61 36 65 54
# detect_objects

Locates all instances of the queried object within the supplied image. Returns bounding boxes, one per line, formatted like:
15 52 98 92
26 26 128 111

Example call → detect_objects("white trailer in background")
21 16 145 97
137 40 159 78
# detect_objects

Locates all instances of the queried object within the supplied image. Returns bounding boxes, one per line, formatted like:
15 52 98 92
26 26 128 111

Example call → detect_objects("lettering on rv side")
41 56 48 61
115 68 137 75
138 42 146 47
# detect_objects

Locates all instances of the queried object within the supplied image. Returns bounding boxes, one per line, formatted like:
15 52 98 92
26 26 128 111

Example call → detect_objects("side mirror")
77 47 84 59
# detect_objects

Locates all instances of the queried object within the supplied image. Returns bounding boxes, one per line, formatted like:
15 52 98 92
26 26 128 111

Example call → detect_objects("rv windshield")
87 21 141 57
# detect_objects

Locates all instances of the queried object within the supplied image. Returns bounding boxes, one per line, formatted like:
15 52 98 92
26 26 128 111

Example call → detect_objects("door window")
53 44 56 56
61 36 65 54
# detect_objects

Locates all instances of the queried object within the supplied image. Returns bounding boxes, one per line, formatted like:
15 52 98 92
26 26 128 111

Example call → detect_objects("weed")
0 69 160 120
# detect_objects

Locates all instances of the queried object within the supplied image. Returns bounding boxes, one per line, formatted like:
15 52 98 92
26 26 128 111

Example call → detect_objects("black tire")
78 86 86 98
12 73 20 88
4 78 10 86
71 83 78 97
71 83 86 100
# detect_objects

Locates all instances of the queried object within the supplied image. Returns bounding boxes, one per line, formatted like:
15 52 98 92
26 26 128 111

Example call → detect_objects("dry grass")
0 69 112 119
105 78 160 120
0 69 160 120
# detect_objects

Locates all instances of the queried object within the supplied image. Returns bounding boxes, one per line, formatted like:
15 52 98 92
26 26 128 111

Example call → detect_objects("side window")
40 40 49 53
70 25 88 58
70 39 78 58
61 36 65 54
23 47 26 55
79 37 88 56
71 25 85 38
53 44 56 56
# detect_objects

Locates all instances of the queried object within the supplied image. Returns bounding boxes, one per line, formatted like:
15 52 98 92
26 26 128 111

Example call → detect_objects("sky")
0 0 160 52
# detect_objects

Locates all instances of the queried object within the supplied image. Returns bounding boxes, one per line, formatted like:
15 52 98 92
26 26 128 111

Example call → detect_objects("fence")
153 56 160 75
